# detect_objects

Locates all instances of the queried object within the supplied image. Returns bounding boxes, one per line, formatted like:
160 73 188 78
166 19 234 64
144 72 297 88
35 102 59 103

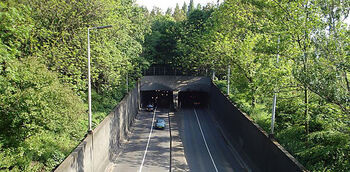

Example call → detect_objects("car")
146 104 154 112
154 118 166 129
194 101 201 105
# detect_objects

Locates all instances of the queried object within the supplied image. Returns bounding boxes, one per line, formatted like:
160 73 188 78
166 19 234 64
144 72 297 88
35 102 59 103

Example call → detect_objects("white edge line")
194 108 219 172
139 108 156 172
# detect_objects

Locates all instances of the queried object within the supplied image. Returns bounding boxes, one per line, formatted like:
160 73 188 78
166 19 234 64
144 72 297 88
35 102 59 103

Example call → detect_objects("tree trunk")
303 0 310 136
251 87 256 108
251 95 256 108
304 86 309 135
303 52 309 136
345 71 350 94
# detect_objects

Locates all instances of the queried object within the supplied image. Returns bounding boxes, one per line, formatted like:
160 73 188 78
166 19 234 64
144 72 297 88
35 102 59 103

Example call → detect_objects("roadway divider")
209 82 308 172
54 81 141 172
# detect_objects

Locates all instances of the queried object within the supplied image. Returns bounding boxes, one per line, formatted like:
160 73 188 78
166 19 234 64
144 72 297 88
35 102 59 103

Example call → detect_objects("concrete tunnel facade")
140 76 211 109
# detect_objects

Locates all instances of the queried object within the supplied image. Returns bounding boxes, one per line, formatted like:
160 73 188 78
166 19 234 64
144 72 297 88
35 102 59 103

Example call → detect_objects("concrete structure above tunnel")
141 76 211 110
141 76 211 92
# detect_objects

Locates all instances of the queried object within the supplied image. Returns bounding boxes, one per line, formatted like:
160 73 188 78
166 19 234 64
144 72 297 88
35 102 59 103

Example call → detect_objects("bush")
0 58 86 171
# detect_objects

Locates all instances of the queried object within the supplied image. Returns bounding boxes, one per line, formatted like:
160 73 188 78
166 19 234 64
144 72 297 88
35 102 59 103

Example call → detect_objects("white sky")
135 0 221 12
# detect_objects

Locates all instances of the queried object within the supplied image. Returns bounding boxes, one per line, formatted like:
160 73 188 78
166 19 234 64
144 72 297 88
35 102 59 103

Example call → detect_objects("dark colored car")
146 104 154 112
154 118 166 129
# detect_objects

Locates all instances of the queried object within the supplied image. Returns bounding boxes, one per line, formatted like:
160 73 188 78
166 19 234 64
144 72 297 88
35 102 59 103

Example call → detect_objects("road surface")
108 109 170 172
177 108 250 172
108 108 251 172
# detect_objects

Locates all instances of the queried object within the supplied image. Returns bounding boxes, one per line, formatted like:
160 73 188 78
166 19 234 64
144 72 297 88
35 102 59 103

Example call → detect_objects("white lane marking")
139 109 156 172
194 108 219 172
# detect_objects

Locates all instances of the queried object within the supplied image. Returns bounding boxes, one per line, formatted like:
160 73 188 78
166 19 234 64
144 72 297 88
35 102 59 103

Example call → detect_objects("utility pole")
87 28 91 133
270 36 280 137
126 72 129 93
212 70 215 81
87 25 112 133
227 65 230 95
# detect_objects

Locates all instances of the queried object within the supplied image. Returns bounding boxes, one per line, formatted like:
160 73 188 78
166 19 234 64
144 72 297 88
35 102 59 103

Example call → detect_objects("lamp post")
87 25 112 133
270 35 280 137
227 65 230 95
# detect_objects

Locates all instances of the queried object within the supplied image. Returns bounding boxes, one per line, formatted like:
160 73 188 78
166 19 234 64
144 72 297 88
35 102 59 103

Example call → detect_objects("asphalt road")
109 109 170 172
108 107 251 172
177 108 250 172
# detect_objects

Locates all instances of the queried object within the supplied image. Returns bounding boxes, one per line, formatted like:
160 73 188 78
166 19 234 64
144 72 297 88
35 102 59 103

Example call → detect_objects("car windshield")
156 119 165 123
147 105 153 107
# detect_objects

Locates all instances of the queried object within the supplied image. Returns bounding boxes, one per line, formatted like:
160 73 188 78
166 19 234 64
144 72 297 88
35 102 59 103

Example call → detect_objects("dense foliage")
1 0 349 171
0 0 149 171
144 0 349 171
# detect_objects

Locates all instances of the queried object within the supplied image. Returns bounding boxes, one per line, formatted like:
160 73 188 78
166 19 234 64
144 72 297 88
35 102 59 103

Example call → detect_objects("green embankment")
0 0 149 171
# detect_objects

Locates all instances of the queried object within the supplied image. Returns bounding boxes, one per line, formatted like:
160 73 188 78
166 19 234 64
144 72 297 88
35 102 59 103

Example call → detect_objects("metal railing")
142 65 211 77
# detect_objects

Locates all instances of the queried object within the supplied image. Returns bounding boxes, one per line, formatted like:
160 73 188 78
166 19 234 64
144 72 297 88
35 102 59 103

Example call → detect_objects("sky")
135 0 221 12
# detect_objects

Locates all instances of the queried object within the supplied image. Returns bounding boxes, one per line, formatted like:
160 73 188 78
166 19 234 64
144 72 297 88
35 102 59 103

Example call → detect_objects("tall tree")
150 6 162 17
173 3 186 21
165 7 172 16
182 2 188 16
196 3 202 10
188 0 195 15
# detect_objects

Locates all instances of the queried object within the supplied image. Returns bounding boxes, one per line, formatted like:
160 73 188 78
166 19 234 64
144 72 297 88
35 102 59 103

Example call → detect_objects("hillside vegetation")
0 0 149 171
144 0 349 171
0 0 349 171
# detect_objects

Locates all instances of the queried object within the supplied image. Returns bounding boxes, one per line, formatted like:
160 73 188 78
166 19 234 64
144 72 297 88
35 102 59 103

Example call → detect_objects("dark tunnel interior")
141 90 173 108
179 91 208 108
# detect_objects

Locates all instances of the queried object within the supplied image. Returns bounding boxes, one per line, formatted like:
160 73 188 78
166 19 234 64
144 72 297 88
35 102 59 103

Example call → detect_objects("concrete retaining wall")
209 82 307 172
54 81 140 172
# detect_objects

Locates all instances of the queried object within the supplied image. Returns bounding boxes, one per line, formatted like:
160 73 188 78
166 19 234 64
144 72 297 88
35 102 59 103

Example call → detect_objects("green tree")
196 3 202 10
0 0 150 170
188 0 195 15
165 8 172 16
0 57 86 171
182 2 188 16
143 15 177 64
150 0 350 170
173 3 186 22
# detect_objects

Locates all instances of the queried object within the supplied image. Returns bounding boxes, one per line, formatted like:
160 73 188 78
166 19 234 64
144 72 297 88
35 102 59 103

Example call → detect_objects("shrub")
0 58 86 170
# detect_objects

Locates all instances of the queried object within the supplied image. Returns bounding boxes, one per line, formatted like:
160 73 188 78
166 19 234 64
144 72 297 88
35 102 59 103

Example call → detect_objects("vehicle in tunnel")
179 91 208 108
153 118 166 130
141 90 173 108
146 104 154 112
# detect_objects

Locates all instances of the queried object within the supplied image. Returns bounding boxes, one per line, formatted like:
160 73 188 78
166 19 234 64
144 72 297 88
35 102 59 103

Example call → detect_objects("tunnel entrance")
178 91 208 108
141 90 173 108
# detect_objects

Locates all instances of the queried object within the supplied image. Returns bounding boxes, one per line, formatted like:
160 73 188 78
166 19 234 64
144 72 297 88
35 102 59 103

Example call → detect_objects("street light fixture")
87 25 112 133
